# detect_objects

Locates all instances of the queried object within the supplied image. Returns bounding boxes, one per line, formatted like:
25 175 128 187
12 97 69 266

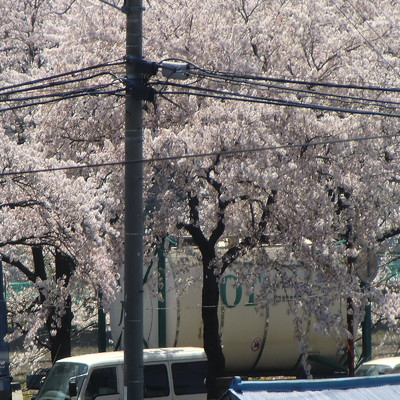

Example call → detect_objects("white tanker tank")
110 245 346 376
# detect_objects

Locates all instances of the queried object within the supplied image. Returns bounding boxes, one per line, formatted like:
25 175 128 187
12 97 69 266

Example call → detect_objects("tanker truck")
110 244 347 377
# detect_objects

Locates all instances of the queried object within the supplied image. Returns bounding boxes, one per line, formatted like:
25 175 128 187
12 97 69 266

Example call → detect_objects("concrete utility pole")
124 0 144 399
0 260 10 400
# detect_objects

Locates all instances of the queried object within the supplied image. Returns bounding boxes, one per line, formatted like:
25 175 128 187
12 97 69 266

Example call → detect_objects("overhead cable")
1 131 399 177
0 81 121 103
186 67 400 93
330 0 400 78
156 82 400 119
0 88 125 112
0 71 123 98
0 60 125 93
180 74 400 109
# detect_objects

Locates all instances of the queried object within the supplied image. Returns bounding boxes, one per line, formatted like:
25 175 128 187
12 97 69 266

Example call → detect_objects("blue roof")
220 375 400 400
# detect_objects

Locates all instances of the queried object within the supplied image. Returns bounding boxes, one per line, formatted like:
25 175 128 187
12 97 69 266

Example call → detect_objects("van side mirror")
69 381 77 397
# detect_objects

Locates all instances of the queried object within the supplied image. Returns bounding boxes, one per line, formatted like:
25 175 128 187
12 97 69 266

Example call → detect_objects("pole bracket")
121 0 146 14
125 57 159 76
126 80 157 102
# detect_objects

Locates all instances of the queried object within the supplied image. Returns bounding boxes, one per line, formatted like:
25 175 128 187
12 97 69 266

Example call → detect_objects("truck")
111 245 347 376
33 347 207 400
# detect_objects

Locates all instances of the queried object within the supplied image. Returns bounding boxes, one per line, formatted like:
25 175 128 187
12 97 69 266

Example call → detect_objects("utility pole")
124 0 144 399
0 260 10 400
122 0 187 396
157 240 167 347
97 289 107 353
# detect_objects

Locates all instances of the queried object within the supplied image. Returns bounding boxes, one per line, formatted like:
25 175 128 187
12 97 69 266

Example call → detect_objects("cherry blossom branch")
0 252 36 282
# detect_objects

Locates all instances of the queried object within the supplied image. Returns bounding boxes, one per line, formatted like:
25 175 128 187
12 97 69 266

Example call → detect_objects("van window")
36 362 88 400
171 361 208 395
144 364 170 398
85 367 118 400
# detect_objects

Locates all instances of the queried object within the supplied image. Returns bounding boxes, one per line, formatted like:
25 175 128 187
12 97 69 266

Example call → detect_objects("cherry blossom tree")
142 0 400 393
0 0 125 369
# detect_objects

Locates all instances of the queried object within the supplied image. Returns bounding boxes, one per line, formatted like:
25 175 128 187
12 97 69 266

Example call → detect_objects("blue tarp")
220 375 400 400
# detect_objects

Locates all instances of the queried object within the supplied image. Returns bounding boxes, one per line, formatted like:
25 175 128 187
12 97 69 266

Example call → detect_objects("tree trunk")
47 251 74 363
202 255 225 399
347 296 355 376
32 247 74 362
32 246 46 307
47 294 73 362
32 246 46 282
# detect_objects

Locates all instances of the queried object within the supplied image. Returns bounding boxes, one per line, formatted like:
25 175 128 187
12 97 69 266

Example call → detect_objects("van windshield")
36 362 88 400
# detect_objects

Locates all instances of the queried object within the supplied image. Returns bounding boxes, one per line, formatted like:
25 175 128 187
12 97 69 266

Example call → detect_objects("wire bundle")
152 59 400 119
0 60 126 112
1 57 400 176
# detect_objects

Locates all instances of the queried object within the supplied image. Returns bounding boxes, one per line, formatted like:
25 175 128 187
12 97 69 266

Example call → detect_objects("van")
34 347 207 400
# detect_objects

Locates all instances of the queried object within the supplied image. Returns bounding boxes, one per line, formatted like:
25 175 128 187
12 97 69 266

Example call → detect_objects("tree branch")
97 0 125 12
221 237 253 275
176 192 208 249
0 199 43 209
0 252 36 282
378 228 400 243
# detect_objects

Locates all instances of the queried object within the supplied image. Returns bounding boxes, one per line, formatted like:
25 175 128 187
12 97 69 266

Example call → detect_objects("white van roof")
361 356 400 368
55 347 206 368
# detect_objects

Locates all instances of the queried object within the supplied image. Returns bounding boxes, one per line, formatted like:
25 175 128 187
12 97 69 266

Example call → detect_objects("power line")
156 58 400 116
3 56 399 103
2 75 398 117
366 0 397 27
1 131 399 177
330 0 400 78
184 63 400 93
346 0 394 51
179 73 400 110
2 56 400 118
0 71 123 98
0 88 125 112
0 61 126 111
0 81 121 103
0 60 125 93
157 83 400 119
